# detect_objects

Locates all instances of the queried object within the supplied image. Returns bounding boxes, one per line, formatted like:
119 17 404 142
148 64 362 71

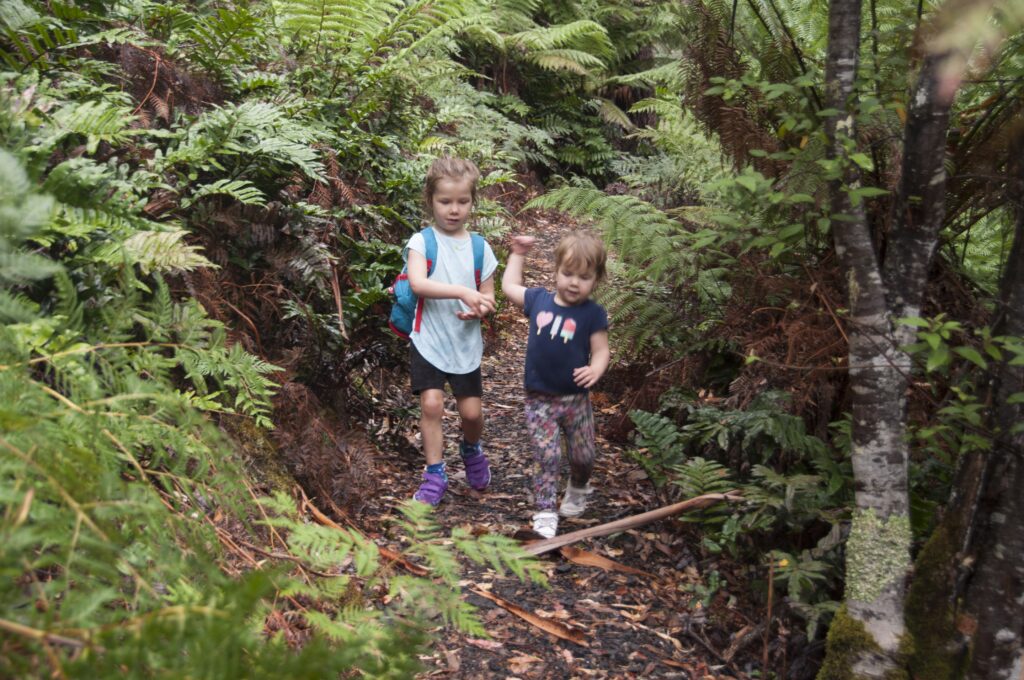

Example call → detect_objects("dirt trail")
365 210 756 679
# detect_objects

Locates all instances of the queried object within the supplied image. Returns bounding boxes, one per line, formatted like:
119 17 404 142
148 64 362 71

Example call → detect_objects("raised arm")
501 235 535 308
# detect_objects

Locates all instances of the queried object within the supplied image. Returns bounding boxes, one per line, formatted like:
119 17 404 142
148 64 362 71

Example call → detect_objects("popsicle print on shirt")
549 315 563 339
560 318 577 343
536 311 553 335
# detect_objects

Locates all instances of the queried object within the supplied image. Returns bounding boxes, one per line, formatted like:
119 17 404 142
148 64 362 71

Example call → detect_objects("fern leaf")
48 100 141 154
538 48 609 74
595 97 633 130
92 229 217 274
185 179 267 208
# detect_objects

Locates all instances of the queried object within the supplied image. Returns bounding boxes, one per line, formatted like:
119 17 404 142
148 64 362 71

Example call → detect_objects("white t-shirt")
404 228 498 375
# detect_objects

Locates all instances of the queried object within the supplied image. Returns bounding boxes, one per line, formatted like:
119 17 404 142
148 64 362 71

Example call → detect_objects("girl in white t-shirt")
404 158 498 506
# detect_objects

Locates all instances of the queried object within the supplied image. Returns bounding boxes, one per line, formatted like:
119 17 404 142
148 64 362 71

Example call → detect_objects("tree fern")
509 19 611 56
528 48 605 74
527 186 700 282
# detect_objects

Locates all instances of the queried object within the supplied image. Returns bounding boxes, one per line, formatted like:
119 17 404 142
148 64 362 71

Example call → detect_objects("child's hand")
572 364 603 389
458 290 495 319
510 235 535 255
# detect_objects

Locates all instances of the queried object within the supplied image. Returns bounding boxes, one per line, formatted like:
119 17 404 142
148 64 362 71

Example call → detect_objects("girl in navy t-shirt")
502 231 610 538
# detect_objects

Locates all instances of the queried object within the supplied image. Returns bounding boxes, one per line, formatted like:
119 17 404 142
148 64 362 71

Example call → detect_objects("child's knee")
456 398 482 425
420 392 445 421
461 409 482 430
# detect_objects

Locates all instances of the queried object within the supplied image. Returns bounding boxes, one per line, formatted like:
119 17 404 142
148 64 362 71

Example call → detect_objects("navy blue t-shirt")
523 287 608 395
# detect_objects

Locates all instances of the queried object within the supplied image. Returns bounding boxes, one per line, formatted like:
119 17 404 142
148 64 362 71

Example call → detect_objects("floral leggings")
524 392 596 511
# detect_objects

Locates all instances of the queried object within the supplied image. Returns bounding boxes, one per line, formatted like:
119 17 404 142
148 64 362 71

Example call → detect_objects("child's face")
430 176 474 235
554 260 597 306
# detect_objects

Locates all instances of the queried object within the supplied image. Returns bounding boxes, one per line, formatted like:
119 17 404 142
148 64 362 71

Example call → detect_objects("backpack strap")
414 227 439 334
421 226 438 276
470 232 485 289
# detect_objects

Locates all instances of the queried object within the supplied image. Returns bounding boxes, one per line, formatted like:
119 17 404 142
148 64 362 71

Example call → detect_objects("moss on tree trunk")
904 521 967 679
818 606 912 680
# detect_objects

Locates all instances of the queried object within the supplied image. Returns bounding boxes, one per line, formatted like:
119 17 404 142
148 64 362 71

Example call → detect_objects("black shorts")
409 343 483 397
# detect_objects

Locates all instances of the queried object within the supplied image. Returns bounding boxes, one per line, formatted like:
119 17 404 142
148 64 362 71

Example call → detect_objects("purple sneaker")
460 441 491 491
413 471 448 506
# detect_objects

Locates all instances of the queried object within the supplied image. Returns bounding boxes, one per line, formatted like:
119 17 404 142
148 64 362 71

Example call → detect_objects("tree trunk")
961 126 1024 680
819 0 913 676
882 49 955 344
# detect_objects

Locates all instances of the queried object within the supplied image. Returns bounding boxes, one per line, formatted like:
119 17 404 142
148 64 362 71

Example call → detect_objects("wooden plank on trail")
521 491 743 556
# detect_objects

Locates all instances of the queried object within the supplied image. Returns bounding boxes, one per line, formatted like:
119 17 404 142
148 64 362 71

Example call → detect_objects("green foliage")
173 5 265 84
0 142 544 675
0 0 82 71
629 409 685 483
162 101 325 181
897 315 1024 537
528 186 727 356
0 149 59 321
458 0 685 177
629 395 850 638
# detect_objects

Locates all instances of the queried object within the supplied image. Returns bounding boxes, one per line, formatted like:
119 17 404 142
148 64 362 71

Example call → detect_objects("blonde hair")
423 157 481 212
555 231 607 282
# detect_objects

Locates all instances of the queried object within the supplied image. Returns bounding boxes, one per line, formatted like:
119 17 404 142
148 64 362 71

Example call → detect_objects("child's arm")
572 330 610 389
408 249 495 317
455 276 495 320
501 235 535 308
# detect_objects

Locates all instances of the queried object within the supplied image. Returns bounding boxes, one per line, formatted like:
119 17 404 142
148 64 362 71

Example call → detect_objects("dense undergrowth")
2 0 1022 676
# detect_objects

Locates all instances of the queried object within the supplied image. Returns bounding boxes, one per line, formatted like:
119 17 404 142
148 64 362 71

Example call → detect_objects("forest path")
367 207 754 679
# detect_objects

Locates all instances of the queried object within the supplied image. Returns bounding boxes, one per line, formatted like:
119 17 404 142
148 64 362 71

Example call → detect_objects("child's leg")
409 344 450 505
451 365 490 490
561 393 596 487
525 394 562 511
454 395 483 444
419 389 446 465
455 394 490 490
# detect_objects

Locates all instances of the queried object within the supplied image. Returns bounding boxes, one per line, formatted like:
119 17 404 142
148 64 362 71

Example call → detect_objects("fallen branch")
469 588 588 647
559 546 657 579
522 491 743 556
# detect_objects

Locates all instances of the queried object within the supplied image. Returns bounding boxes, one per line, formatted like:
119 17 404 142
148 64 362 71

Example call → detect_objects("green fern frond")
606 61 688 89
185 179 267 208
595 97 634 129
528 48 605 74
181 6 261 77
0 289 38 322
672 456 734 497
87 229 215 275
527 187 696 282
47 100 140 154
164 101 324 180
0 0 80 70
508 19 611 55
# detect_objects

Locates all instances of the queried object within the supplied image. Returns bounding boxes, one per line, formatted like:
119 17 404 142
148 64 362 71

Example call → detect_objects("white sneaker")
559 483 593 517
532 511 558 539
